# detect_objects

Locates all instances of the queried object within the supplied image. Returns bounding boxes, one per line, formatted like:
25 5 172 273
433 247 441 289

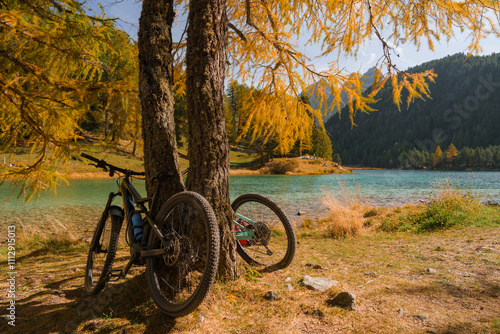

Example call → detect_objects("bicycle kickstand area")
107 253 139 282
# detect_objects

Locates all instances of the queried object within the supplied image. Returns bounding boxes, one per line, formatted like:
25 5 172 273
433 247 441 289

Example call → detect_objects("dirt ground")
0 226 499 334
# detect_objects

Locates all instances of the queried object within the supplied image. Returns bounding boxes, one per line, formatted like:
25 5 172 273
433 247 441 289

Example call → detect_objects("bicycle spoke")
146 192 219 317
232 194 296 269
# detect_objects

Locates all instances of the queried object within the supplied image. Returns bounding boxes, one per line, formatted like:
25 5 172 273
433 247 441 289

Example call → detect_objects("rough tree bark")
138 0 184 206
186 0 238 278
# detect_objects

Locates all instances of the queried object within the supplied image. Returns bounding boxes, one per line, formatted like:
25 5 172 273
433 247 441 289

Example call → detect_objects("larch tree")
164 0 499 277
184 0 237 277
446 143 459 164
138 0 185 208
433 145 443 167
0 0 139 199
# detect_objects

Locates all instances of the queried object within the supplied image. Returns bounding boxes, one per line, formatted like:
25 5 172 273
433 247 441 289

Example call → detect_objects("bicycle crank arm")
140 248 167 258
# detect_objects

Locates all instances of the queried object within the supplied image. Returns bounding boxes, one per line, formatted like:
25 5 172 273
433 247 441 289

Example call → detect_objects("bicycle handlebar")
80 153 145 177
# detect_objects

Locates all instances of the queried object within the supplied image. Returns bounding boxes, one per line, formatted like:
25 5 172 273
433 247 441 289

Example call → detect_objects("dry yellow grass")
260 158 351 175
316 181 367 238
1 220 499 334
16 219 83 250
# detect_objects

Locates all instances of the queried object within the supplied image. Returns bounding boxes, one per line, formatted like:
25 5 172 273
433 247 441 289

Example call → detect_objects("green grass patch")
379 191 500 233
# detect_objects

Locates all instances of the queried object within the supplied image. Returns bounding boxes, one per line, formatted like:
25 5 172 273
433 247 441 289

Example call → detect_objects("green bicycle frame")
234 213 257 241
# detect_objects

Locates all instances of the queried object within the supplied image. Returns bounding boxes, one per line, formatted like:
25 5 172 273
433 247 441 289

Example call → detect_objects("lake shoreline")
63 165 353 179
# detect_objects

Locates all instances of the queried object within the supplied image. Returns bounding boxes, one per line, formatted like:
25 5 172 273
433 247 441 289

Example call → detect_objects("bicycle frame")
92 165 257 266
93 174 172 266
234 213 257 241
120 177 176 257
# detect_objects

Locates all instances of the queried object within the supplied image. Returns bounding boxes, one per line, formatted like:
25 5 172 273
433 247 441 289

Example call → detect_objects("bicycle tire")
146 191 220 317
232 193 296 270
84 207 122 295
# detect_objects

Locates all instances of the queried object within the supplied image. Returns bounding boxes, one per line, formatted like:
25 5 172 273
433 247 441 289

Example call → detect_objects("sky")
89 0 500 75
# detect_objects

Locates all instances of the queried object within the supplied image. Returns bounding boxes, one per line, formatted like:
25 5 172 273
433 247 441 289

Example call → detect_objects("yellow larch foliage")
0 0 139 199
175 0 497 154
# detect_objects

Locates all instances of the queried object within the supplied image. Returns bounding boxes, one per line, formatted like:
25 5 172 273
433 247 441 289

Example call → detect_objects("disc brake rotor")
163 234 181 266
163 234 197 267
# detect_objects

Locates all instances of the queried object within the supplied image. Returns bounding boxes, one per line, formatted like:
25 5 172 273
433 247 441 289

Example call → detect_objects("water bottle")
128 195 143 243
132 213 143 242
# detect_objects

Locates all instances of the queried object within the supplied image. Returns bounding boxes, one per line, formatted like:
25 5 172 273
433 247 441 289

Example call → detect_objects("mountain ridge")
325 53 500 167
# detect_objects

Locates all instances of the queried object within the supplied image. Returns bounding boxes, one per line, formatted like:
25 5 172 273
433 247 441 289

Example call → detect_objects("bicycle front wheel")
146 191 220 318
232 193 296 270
84 206 122 295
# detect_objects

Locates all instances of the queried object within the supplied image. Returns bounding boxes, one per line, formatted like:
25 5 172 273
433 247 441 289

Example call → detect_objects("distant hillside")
306 67 376 122
325 53 500 167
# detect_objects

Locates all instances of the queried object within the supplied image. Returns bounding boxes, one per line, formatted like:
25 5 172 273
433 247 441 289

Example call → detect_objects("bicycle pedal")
108 269 123 282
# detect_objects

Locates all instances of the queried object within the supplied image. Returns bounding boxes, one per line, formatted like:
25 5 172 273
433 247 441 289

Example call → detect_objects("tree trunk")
186 0 238 279
138 0 184 208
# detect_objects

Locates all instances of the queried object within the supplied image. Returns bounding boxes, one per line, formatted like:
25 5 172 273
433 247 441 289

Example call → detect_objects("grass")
2 141 263 178
311 178 499 237
379 179 499 233
266 159 299 174
2 142 148 176
0 180 498 333
3 142 351 181
260 157 351 175
1 220 499 333
316 180 366 238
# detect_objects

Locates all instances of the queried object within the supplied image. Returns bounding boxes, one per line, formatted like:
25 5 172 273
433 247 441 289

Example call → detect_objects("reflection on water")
1 170 499 231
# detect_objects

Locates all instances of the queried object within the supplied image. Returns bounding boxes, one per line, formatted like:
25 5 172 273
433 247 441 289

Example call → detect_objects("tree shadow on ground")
383 275 500 333
0 272 178 334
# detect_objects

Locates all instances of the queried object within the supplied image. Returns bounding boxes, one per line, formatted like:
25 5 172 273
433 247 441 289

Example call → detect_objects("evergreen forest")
326 53 500 169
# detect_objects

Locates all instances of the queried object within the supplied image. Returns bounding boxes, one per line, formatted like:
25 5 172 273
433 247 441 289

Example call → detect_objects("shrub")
408 193 479 231
267 160 298 174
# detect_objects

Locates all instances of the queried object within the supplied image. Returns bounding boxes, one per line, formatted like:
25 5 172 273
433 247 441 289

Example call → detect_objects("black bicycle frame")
117 177 171 257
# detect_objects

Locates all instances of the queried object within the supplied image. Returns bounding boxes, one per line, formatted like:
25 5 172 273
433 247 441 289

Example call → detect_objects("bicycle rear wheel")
146 191 220 318
232 193 296 270
84 206 122 295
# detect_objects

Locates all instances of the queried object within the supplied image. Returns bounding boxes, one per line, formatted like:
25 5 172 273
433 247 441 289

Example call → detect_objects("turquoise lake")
1 169 499 229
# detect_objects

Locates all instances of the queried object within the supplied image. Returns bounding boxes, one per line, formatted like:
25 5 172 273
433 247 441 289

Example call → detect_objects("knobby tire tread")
146 191 220 318
232 193 297 270
84 212 122 295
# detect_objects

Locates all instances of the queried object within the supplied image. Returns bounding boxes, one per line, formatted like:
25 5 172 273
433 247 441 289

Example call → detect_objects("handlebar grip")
80 152 100 163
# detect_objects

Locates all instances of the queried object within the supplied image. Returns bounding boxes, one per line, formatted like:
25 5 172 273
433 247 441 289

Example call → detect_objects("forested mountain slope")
325 53 500 167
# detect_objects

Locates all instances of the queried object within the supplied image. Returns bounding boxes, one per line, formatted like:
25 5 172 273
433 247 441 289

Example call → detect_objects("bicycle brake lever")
89 162 108 172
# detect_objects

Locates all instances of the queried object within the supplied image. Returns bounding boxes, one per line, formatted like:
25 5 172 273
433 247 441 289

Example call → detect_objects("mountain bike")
81 153 220 318
232 193 296 270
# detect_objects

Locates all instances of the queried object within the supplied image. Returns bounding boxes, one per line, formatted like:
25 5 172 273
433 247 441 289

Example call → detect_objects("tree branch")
228 22 247 42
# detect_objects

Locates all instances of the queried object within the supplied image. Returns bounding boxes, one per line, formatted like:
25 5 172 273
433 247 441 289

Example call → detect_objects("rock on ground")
302 275 338 291
326 291 357 310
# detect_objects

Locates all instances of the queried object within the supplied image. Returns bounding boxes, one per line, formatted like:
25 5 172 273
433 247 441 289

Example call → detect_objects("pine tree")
333 153 342 164
311 125 333 160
